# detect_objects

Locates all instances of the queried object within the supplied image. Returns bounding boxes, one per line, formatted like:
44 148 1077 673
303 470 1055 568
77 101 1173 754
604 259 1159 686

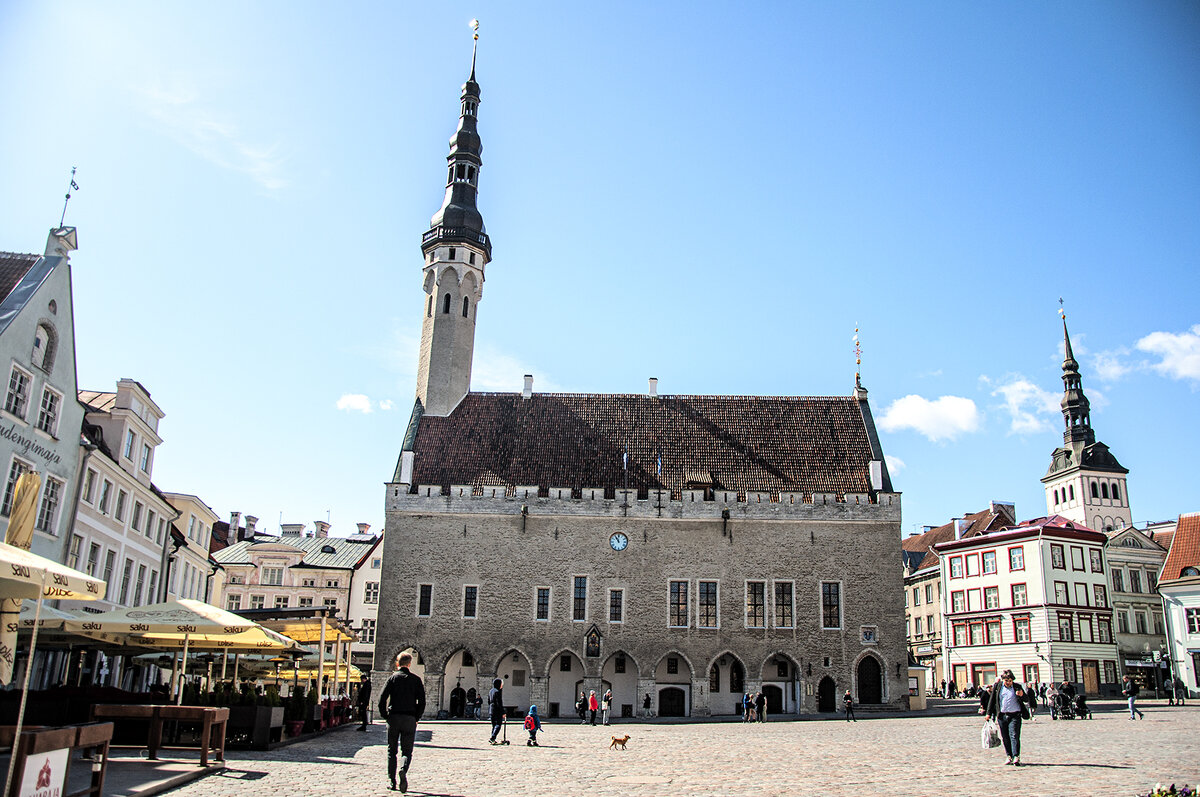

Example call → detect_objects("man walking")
357 678 372 731
378 653 426 793
1122 674 1144 720
843 690 856 722
488 679 507 744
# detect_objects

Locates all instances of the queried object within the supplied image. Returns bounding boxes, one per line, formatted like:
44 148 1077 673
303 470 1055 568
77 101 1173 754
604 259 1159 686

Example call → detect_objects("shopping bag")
981 720 1001 750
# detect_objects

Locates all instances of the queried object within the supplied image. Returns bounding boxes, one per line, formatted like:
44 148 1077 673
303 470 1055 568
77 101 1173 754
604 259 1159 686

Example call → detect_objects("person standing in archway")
588 690 599 726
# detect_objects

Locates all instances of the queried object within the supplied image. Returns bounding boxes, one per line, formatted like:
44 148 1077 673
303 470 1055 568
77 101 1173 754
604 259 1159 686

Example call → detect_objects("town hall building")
373 42 906 718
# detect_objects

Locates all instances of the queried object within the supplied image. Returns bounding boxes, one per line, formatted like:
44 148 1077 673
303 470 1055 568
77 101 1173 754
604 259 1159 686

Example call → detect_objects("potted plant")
305 682 322 732
285 686 307 737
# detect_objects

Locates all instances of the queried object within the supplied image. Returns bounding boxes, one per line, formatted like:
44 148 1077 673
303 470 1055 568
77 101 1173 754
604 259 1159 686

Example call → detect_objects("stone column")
529 676 549 716
691 677 710 716
637 677 656 718
423 672 444 719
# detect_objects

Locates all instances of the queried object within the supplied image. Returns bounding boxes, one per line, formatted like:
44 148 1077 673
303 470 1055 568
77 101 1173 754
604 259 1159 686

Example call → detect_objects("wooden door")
1081 660 1100 695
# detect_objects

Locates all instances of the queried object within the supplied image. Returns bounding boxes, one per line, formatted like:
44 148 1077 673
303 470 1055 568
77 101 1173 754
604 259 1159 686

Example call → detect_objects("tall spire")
1058 307 1094 446
422 19 490 259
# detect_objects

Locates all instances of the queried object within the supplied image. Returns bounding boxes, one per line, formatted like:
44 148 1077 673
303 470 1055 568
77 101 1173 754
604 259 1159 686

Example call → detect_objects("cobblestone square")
168 702 1199 797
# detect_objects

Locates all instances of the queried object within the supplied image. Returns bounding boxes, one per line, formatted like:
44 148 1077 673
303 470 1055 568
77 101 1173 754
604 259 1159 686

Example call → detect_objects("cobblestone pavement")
167 702 1199 797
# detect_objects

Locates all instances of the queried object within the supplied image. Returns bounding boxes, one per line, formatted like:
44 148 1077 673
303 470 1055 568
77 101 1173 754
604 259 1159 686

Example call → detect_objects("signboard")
19 747 68 797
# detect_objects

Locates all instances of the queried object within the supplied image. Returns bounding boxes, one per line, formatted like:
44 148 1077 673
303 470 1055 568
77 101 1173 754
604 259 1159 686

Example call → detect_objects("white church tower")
1041 313 1132 531
414 29 491 417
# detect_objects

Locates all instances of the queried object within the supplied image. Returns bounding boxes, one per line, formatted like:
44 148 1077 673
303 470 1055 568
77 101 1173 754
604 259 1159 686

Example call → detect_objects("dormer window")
32 323 57 372
140 443 152 473
124 430 136 460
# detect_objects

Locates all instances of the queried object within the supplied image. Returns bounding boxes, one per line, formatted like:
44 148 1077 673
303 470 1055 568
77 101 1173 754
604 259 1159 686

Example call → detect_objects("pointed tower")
415 30 491 417
1041 314 1132 531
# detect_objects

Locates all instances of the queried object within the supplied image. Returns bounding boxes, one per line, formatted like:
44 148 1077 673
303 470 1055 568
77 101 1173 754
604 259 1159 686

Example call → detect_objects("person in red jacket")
588 690 599 726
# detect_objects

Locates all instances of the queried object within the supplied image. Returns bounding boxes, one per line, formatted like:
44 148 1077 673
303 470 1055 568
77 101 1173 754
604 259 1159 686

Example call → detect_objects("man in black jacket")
378 652 426 792
488 679 506 744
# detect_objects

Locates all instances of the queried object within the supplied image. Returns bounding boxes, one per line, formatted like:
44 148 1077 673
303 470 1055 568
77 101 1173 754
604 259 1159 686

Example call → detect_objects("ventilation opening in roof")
321 545 336 554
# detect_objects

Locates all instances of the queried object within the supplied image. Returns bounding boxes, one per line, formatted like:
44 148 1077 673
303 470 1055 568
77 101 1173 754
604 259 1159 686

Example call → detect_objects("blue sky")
1 2 1197 539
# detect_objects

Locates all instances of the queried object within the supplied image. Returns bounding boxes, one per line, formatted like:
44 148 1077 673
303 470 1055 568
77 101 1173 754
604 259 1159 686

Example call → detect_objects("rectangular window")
140 443 151 472
746 581 765 628
102 551 115 585
299 596 314 607
560 655 571 672
1009 546 1024 571
147 570 158 603
1011 583 1027 607
667 657 678 675
156 518 165 546
1075 583 1090 606
1090 548 1103 573
131 501 143 532
4 366 31 419
119 558 133 604
463 585 478 618
1062 659 1077 684
1154 613 1164 635
821 582 841 629
261 567 284 586
323 598 337 609
774 581 794 628
1135 611 1147 635
34 476 63 533
250 595 265 609
301 578 316 587
82 469 96 504
951 590 965 612
1129 571 1142 593
123 429 135 459
669 580 688 627
1023 664 1039 684
913 616 922 635
698 581 718 628
1014 617 1031 642
615 654 626 674
984 586 999 609
1103 661 1117 684
1079 615 1094 643
986 620 1002 644
114 490 127 522
418 584 432 617
86 543 100 576
66 533 83 568
364 581 380 604
1050 543 1065 569
360 619 376 644
372 557 382 569
970 623 983 645
1185 608 1200 634
36 387 61 435
950 556 963 578
573 576 588 621
1117 610 1129 634
965 554 980 576
1111 569 1124 592
609 588 623 623
1058 614 1074 641
226 595 241 611
1054 581 1068 604
953 624 966 646
1098 618 1112 643
982 551 997 574
1 458 31 516
325 579 339 588
1148 571 1158 592
134 564 146 605
1070 546 1085 570
536 587 550 621
187 515 196 539
912 587 920 606
274 596 289 608
145 509 156 539
924 583 933 604
967 588 981 612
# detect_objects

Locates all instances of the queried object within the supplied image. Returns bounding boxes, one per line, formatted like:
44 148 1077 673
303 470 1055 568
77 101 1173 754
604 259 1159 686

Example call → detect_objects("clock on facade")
609 532 628 551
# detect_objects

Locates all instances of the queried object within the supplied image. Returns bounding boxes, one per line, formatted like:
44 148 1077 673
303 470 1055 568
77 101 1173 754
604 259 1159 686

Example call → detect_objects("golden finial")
470 18 479 40
853 324 862 388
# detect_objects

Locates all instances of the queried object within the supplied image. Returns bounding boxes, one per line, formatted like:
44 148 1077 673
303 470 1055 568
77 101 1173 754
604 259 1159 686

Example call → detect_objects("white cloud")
137 82 288 191
878 395 980 442
1137 324 1200 383
885 454 906 472
987 376 1060 435
1091 349 1133 382
378 399 395 411
336 394 373 413
470 343 562 393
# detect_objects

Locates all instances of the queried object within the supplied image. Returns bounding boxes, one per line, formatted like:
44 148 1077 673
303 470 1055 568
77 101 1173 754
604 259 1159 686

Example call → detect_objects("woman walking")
986 670 1028 766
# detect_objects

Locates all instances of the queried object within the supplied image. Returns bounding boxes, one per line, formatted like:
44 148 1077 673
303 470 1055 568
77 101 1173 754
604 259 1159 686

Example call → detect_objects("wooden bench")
1 721 113 797
90 705 228 767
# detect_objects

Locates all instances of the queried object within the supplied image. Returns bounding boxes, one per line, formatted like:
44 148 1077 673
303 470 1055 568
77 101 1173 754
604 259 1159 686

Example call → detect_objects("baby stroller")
1074 694 1092 719
1051 692 1076 720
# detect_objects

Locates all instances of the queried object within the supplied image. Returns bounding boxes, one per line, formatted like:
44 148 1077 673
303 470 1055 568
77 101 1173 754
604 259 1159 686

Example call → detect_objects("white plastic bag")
981 720 1001 750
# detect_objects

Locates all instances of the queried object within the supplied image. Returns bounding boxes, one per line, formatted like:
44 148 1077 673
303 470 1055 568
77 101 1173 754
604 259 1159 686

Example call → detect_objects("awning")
257 617 356 645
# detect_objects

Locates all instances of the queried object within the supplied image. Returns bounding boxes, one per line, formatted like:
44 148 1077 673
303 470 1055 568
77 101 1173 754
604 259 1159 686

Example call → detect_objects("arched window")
31 322 57 372
729 660 744 694
1101 483 1109 499
1091 482 1099 499
462 297 470 317
1111 484 1120 502
427 295 433 317
709 664 720 693
1068 485 1075 501
1053 489 1059 506
443 293 451 314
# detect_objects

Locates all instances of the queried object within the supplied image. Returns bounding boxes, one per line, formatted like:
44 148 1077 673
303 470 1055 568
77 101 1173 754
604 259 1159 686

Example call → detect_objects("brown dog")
609 734 630 750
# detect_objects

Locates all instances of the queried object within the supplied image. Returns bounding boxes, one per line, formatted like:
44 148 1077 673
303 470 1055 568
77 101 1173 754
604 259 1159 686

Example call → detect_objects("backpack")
524 715 535 730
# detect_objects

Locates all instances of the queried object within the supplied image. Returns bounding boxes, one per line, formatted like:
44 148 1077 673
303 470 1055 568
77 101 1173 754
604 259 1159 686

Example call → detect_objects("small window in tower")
1111 483 1120 501
462 297 469 317
1053 489 1059 506
443 293 451 314
449 247 456 260
469 252 476 265
427 296 433 317
1101 483 1109 499
1091 482 1099 499
447 166 454 184
1068 485 1075 500
467 165 476 184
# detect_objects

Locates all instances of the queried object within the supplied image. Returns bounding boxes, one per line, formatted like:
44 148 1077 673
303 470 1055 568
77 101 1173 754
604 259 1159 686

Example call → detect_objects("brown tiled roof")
78 390 117 413
0 252 40 304
1161 513 1200 582
902 508 1010 571
409 392 884 498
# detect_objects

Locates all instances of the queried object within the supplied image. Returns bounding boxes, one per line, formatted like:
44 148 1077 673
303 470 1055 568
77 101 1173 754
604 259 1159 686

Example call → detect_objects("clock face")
609 532 629 551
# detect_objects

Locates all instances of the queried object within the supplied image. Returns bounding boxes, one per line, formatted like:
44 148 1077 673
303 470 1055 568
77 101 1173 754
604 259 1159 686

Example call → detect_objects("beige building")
1106 521 1172 692
162 491 221 603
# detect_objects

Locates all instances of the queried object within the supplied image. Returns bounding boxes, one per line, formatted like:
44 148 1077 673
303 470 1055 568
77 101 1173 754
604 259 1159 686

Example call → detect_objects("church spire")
1058 309 1094 446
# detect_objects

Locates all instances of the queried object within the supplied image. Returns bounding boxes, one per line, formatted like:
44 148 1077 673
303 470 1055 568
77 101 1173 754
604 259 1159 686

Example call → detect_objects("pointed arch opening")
856 654 884 704
601 650 639 719
545 648 585 719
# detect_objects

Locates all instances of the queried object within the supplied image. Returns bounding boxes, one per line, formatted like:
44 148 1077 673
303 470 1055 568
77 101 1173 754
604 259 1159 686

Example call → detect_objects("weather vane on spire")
59 167 79 228
853 324 862 387
1058 297 1065 318
469 18 480 77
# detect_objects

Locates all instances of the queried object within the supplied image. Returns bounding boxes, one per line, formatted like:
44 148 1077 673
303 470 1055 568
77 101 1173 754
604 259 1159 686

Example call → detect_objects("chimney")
314 520 331 538
281 523 305 537
648 377 658 397
356 523 371 535
522 374 533 399
230 512 243 540
245 515 258 535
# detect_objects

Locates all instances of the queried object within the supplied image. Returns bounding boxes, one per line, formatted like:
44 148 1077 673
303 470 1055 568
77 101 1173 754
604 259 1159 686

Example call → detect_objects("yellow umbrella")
133 624 307 654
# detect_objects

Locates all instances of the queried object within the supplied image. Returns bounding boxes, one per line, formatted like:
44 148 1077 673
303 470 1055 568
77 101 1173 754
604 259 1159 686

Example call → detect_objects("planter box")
226 705 285 750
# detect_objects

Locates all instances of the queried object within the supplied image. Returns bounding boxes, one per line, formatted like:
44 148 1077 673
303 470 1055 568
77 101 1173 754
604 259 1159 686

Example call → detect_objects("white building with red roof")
1159 512 1200 699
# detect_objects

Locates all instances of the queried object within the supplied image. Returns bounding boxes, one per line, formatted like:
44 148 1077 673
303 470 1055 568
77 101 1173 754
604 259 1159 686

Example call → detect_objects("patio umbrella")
64 598 255 703
131 624 308 655
0 471 44 684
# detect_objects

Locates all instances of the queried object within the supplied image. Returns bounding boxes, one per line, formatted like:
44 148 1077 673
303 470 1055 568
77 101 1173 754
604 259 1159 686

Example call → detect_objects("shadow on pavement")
1018 763 1134 769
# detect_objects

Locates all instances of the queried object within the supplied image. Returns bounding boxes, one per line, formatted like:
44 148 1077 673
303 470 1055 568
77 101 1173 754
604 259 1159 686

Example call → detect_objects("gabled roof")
933 514 1101 553
214 533 382 570
0 253 40 303
1161 513 1200 583
902 507 1012 571
403 392 890 499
